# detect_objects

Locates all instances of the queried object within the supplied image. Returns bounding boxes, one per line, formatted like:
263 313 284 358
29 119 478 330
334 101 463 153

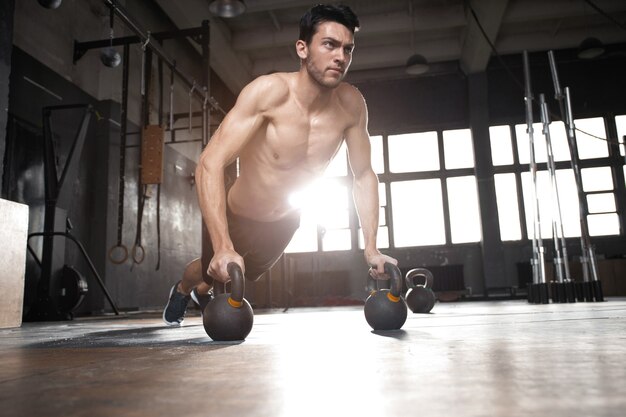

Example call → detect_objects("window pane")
516 123 547 164
587 193 616 214
391 179 445 246
371 135 385 174
521 170 582 238
546 121 572 162
322 228 351 252
588 213 620 236
359 226 389 249
494 173 522 241
325 142 347 177
575 117 608 159
447 176 481 243
489 125 514 166
443 129 474 169
379 182 387 206
616 115 626 157
581 167 613 192
358 183 389 248
388 132 439 173
554 169 583 238
379 207 387 226
515 122 571 164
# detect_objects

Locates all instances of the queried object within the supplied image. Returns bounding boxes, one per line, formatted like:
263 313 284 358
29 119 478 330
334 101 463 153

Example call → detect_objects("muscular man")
163 4 397 326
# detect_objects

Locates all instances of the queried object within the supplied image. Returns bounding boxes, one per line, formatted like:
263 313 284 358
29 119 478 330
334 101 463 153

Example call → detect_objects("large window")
447 176 481 243
391 179 446 246
494 173 522 240
491 116 622 242
286 113 624 255
289 127 483 253
388 128 481 246
489 125 514 166
388 132 439 173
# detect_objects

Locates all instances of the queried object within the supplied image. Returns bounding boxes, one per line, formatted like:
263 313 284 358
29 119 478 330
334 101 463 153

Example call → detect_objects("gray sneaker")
190 288 213 313
163 281 190 326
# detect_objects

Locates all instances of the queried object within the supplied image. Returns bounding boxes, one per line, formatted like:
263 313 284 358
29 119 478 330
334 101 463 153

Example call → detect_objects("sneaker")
163 281 190 326
190 288 213 313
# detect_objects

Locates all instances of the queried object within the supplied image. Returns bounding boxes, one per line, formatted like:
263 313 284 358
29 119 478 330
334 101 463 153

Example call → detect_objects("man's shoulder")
244 73 291 108
335 82 366 109
248 73 291 94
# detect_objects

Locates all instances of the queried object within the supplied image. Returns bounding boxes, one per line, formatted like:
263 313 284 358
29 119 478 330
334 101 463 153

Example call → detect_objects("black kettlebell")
364 262 407 331
202 263 253 341
405 268 436 314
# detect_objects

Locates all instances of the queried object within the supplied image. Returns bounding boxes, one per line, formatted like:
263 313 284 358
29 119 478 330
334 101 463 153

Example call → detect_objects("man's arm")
343 87 397 278
195 75 283 282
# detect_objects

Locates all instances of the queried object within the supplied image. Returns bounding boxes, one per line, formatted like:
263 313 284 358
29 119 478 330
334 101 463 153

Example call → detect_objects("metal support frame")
74 1 225 117
26 104 121 320
28 232 120 315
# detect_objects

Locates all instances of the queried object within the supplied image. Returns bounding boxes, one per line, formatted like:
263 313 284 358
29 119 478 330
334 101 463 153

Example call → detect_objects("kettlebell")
202 263 254 341
405 268 436 314
364 262 408 331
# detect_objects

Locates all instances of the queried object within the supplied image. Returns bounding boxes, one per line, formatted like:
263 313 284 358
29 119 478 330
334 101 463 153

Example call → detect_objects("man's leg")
179 258 209 294
163 258 213 326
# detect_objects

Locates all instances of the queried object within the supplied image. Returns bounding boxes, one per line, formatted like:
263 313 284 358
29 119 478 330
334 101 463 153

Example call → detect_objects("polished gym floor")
1 299 625 417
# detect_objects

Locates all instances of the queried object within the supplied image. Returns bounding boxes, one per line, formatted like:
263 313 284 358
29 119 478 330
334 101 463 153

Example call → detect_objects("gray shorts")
201 207 300 284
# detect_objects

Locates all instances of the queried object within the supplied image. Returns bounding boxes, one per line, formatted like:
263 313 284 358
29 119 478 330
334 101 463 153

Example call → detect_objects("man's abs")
227 178 299 222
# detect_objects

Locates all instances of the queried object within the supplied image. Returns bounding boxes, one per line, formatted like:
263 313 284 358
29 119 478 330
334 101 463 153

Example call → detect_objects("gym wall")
4 0 237 314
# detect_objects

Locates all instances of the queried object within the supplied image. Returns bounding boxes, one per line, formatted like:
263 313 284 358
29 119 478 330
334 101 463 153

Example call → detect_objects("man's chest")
262 106 350 164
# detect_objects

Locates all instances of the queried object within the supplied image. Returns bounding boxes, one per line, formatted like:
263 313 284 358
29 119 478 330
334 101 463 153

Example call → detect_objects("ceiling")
154 0 626 94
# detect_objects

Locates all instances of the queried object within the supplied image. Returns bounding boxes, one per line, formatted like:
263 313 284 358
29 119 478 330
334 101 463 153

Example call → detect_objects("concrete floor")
1 299 625 417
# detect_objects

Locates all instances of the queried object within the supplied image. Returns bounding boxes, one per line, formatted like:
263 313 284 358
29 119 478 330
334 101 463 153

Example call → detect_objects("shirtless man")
163 4 398 326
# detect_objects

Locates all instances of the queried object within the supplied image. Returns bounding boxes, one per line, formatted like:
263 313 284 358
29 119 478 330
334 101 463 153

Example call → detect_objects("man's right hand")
208 249 245 283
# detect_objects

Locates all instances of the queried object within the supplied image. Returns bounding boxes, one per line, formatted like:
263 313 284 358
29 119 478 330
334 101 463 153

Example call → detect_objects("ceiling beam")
503 0 626 23
154 0 251 94
460 0 509 74
252 37 461 77
232 6 465 51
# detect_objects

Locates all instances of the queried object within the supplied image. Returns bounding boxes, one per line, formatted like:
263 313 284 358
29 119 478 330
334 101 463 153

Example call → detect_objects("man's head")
296 4 360 88
298 4 360 46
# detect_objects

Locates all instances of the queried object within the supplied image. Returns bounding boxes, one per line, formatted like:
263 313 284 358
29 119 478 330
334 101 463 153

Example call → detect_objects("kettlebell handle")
227 262 245 306
405 268 434 289
380 262 403 299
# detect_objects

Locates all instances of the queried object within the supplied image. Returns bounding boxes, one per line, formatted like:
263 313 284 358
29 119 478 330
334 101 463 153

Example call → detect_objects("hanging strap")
131 184 147 265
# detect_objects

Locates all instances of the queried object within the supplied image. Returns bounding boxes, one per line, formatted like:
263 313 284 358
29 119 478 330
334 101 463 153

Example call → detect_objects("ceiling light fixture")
208 0 246 18
405 54 430 75
577 37 605 59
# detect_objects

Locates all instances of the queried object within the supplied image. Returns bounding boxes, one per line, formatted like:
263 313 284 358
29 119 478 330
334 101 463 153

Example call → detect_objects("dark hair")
298 4 360 45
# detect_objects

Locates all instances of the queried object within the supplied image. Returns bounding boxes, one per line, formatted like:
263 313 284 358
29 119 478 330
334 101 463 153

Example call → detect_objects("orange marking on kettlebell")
387 292 401 303
228 297 243 308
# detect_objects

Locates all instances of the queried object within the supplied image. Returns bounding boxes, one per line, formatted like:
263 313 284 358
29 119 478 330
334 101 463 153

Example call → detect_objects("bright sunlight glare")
288 178 348 229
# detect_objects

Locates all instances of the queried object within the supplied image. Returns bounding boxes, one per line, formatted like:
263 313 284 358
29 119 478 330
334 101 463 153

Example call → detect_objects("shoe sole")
190 289 201 308
163 283 184 326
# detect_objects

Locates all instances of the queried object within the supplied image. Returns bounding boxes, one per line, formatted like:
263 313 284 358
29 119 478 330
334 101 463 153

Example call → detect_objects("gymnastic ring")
108 244 129 264
131 244 145 264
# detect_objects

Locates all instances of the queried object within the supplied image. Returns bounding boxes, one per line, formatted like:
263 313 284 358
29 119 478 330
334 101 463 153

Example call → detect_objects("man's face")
299 21 355 89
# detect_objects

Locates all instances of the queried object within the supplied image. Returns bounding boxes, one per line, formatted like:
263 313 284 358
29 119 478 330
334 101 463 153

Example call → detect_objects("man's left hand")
366 251 398 280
